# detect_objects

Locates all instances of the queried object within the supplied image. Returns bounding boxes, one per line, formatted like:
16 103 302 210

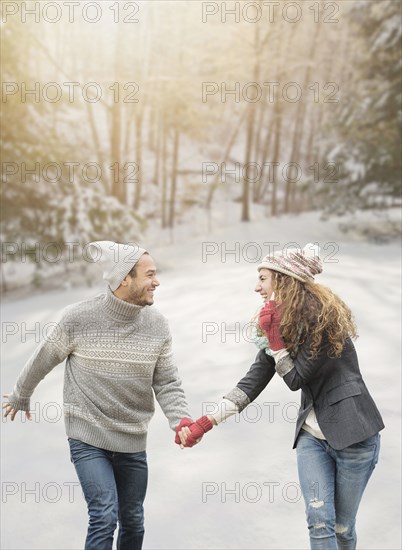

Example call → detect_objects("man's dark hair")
127 252 149 279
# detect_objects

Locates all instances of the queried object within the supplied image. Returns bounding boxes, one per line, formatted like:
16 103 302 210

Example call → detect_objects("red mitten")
185 416 214 448
259 300 286 351
175 417 193 445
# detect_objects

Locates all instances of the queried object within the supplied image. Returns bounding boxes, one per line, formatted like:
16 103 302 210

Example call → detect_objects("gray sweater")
9 288 191 452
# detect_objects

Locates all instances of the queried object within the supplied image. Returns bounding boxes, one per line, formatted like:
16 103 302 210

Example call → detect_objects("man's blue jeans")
296 430 381 550
68 438 148 550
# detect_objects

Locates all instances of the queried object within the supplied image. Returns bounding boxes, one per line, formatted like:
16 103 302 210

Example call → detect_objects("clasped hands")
175 415 216 449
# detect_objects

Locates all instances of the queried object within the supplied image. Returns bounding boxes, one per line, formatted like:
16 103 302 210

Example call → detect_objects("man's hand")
177 415 215 448
259 301 286 351
2 394 32 421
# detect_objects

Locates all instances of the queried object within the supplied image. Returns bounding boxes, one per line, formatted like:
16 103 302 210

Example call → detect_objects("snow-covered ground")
1 210 401 550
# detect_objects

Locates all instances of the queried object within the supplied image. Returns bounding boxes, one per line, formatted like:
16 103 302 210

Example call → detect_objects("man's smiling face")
125 254 160 306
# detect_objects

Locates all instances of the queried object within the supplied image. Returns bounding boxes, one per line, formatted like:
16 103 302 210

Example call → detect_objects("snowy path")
1 213 401 550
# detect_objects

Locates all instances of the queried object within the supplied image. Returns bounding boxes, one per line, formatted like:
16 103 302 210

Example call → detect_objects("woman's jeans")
297 430 380 550
68 438 148 550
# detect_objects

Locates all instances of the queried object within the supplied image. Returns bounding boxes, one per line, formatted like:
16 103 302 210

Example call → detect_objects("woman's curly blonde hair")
271 271 358 359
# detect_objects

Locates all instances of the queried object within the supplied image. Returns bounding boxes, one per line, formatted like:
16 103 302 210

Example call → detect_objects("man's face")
125 254 160 306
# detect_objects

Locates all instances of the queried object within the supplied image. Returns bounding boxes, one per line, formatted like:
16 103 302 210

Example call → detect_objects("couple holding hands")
3 240 384 550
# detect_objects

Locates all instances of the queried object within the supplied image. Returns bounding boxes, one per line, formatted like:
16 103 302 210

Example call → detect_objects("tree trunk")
148 108 156 151
86 102 107 192
161 114 168 228
206 108 247 209
133 109 144 210
271 103 283 216
111 28 123 202
241 103 256 221
153 108 161 185
241 25 261 222
254 110 273 202
124 103 135 161
284 22 322 213
168 128 180 228
110 101 122 201
0 260 7 293
252 102 266 201
254 21 285 205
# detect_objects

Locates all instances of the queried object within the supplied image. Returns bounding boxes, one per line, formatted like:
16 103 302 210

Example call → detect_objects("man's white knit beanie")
257 243 322 282
88 241 147 291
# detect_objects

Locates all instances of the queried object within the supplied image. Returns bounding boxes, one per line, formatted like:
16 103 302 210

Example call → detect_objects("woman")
176 243 384 550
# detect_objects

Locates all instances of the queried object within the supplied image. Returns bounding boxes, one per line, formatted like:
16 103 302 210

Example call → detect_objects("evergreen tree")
319 1 401 212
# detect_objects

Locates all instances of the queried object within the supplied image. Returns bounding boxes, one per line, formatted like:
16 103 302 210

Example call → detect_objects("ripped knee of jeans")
309 498 325 509
335 523 349 535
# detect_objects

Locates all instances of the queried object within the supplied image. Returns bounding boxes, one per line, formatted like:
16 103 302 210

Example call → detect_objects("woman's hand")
2 394 32 421
259 300 286 351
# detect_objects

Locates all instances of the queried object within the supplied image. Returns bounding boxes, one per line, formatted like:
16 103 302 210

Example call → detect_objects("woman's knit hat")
88 241 147 291
257 243 322 282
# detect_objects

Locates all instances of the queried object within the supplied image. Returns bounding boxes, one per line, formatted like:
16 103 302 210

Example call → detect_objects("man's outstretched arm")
3 318 73 421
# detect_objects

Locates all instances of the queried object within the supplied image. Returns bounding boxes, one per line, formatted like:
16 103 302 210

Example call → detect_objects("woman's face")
255 268 275 302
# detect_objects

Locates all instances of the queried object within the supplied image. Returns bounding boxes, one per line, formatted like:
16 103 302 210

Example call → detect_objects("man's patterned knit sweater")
9 288 190 452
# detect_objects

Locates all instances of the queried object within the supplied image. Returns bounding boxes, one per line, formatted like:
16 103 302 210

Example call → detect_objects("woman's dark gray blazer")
225 337 384 450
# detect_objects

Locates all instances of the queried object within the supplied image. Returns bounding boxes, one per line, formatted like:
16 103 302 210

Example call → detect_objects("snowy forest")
1 0 401 290
1 3 401 549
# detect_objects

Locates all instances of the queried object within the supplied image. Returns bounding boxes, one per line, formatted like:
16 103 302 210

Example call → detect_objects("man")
3 241 195 550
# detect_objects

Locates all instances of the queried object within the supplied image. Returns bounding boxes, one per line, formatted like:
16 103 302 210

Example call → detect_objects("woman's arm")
275 340 328 391
176 349 276 447
224 349 277 411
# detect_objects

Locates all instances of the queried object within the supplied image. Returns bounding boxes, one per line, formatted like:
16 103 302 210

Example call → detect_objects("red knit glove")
259 300 286 351
175 417 193 445
185 416 214 448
